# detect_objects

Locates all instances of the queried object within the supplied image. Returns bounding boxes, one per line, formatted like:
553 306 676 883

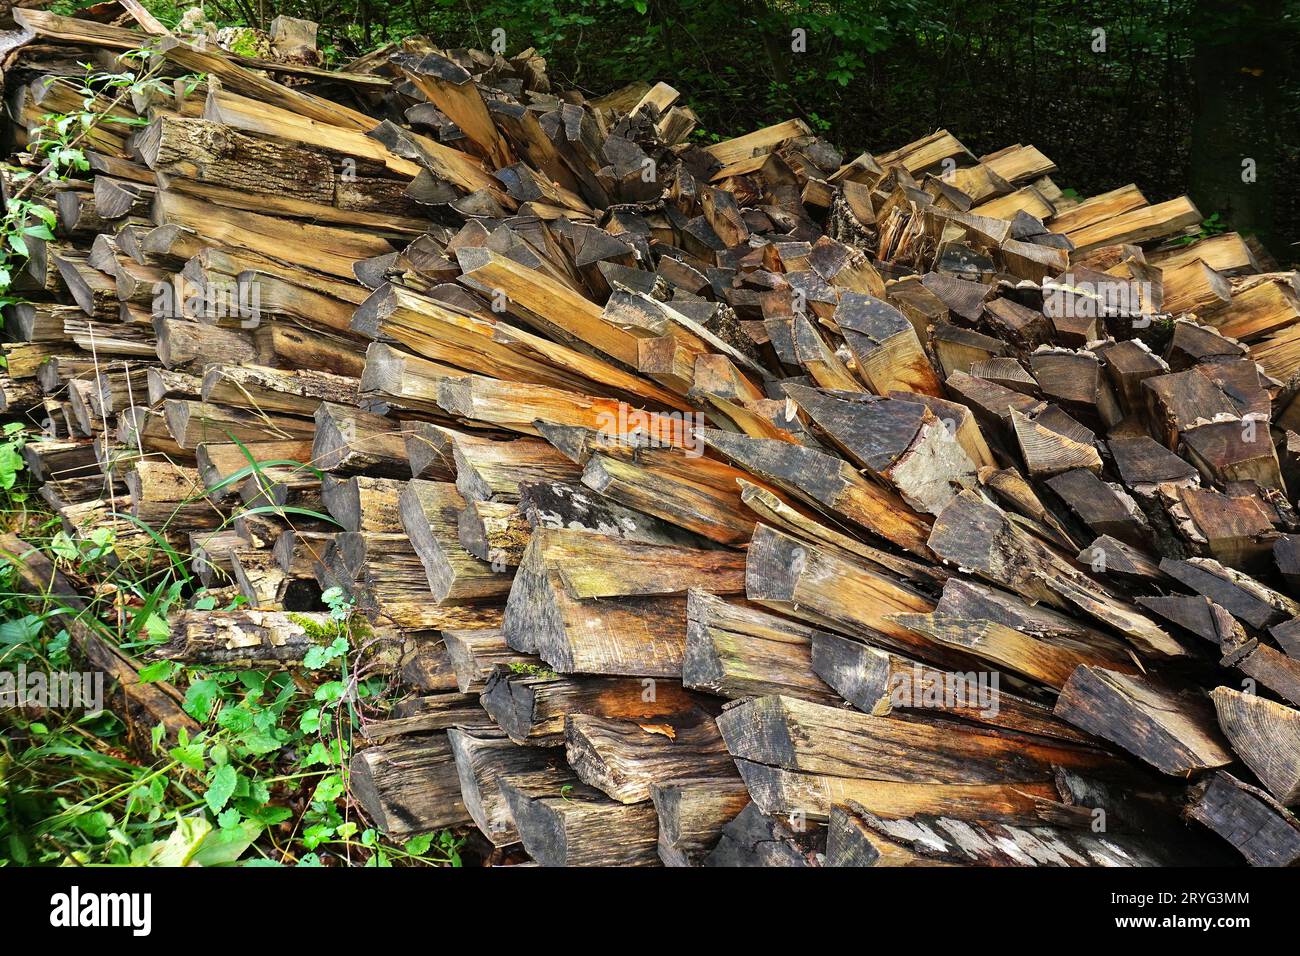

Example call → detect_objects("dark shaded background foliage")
174 0 1300 261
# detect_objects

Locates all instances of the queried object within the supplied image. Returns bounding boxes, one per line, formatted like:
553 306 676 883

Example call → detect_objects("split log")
564 711 735 803
499 775 662 867
649 777 751 867
441 628 536 694
401 479 510 602
1185 771 1300 866
350 734 472 838
683 590 839 703
1054 666 1232 777
446 728 565 846
155 609 338 667
704 803 824 867
502 527 744 674
1210 687 1300 804
827 803 1174 867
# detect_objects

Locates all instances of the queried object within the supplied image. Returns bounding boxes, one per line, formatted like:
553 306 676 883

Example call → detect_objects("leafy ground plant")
0 430 466 867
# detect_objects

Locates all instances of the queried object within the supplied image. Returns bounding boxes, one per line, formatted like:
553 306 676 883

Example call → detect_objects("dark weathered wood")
649 777 751 866
519 479 701 548
827 803 1175 867
929 491 1185 659
480 667 701 746
1275 536 1300 600
811 629 1094 743
783 384 976 515
360 692 493 740
1138 595 1238 645
312 402 410 477
155 609 337 667
320 474 405 532
441 628 537 693
350 733 473 838
699 429 934 557
329 532 504 631
1054 666 1233 777
1161 557 1299 630
1185 771 1300 866
1078 535 1163 581
446 728 565 846
834 292 942 396
565 711 735 803
719 695 1105 792
733 757 1065 825
395 640 462 695
704 803 824 867
744 523 941 663
1046 468 1149 548
499 775 661 867
581 452 754 545
502 527 744 674
1010 404 1102 478
451 430 581 503
400 479 511 603
457 499 529 565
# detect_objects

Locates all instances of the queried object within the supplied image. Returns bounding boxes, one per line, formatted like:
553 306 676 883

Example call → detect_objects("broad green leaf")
204 764 237 814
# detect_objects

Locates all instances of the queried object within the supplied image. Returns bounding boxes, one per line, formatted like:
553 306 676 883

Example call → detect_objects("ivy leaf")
204 764 237 814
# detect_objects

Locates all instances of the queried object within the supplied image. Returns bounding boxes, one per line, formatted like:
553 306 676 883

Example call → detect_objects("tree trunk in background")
1188 0 1283 262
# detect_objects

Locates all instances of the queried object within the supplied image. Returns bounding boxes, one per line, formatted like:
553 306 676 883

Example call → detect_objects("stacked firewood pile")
5 4 1300 867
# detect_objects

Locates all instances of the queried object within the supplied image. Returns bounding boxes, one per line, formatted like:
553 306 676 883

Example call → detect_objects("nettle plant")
135 579 462 867
0 443 464 865
2 516 465 866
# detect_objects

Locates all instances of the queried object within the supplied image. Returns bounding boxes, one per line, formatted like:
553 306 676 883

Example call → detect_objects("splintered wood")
5 6 1300 867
